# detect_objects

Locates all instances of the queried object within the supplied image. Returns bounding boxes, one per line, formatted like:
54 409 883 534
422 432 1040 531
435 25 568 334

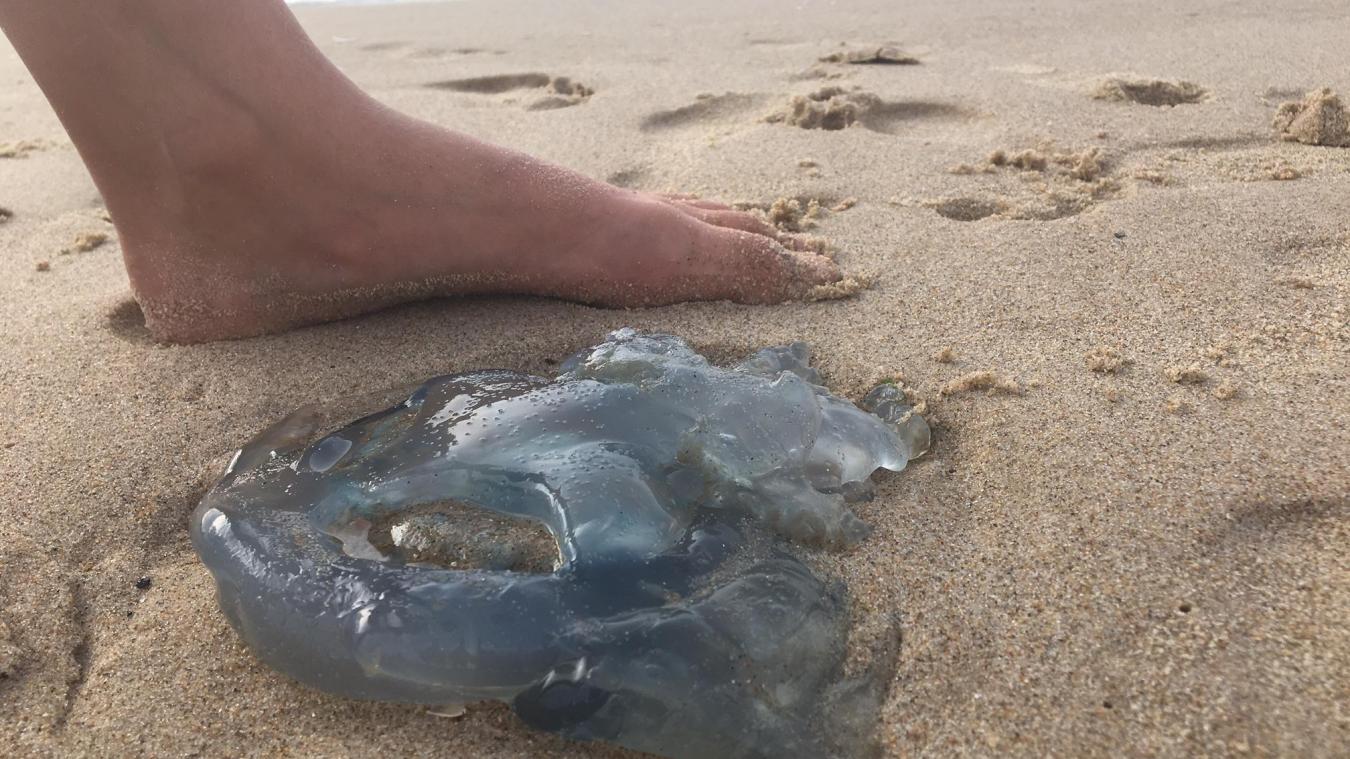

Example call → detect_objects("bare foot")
106 102 840 342
0 0 839 342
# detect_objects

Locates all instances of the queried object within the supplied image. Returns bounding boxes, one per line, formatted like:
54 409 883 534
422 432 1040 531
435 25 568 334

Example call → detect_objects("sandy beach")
1 0 1346 756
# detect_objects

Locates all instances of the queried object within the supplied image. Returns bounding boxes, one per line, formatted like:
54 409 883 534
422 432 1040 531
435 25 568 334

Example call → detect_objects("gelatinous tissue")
191 329 929 758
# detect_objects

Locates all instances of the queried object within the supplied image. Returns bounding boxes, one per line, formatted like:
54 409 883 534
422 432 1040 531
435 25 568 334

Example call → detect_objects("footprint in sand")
639 92 771 132
358 40 409 53
1093 76 1209 106
0 139 52 159
426 73 594 110
922 145 1123 221
638 87 969 139
360 41 503 60
765 87 971 134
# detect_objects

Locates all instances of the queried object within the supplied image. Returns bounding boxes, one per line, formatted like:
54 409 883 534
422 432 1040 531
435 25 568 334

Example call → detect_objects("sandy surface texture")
1 0 1346 756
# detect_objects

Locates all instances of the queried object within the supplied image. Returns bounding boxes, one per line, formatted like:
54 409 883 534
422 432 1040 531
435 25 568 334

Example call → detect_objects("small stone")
134 576 153 590
1113 231 1127 239
35 261 50 272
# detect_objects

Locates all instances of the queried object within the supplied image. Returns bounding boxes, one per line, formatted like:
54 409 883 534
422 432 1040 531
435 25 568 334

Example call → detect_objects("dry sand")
1 0 1346 756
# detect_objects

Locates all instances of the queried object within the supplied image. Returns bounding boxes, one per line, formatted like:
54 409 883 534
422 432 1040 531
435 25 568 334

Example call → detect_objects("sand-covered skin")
1 1 1347 757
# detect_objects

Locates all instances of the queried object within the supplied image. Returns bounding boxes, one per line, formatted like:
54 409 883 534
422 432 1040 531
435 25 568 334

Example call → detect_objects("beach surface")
1 0 1346 756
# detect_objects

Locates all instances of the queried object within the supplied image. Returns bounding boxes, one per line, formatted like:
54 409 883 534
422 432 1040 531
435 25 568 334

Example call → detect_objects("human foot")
104 104 840 343
3 0 840 343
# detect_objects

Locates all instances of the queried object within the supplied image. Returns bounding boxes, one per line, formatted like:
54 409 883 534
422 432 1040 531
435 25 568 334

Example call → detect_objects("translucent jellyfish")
191 329 929 758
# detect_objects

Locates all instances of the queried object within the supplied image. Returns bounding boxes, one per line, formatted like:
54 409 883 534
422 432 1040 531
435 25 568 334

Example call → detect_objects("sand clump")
940 370 1023 396
526 77 594 111
768 197 824 231
818 45 919 65
739 194 854 233
988 147 1105 181
1164 364 1209 384
766 87 881 130
1093 76 1209 106
1272 88 1349 146
805 273 872 301
1085 346 1129 373
989 149 1046 171
1213 380 1240 400
61 232 109 255
932 346 956 363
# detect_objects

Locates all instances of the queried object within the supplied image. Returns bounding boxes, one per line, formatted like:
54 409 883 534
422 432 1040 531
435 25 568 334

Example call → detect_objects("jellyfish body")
191 329 928 758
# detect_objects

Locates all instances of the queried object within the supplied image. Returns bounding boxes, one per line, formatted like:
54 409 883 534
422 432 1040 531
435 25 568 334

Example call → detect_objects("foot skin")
110 105 841 343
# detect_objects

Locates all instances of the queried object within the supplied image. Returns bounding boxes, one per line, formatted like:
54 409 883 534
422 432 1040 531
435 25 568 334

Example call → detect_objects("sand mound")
1272 88 1349 146
767 87 881 130
1093 76 1208 106
818 46 918 65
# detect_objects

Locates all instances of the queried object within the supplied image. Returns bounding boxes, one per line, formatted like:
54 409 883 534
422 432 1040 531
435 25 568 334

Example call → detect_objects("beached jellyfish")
191 329 929 758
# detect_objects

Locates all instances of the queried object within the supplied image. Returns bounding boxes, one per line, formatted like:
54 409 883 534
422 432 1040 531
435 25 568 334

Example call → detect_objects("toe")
662 199 786 240
777 232 833 256
708 229 842 304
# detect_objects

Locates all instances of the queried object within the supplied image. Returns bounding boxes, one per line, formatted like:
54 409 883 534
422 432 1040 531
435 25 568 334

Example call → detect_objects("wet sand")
0 0 1346 756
